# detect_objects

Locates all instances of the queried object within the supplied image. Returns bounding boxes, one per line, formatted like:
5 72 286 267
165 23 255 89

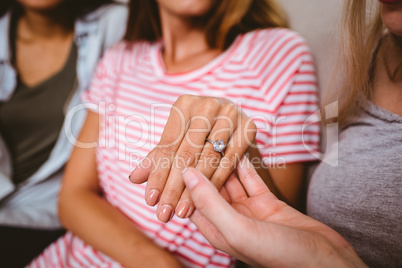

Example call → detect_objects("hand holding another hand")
183 157 367 268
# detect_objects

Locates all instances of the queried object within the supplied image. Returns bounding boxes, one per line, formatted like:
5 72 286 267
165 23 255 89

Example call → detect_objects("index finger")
237 156 273 198
133 101 190 206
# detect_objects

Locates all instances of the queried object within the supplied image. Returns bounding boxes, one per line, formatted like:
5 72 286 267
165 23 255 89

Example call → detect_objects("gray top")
307 101 402 267
0 44 77 185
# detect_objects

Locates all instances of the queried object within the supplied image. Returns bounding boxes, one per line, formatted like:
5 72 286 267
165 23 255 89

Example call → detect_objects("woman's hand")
183 157 367 268
129 94 257 222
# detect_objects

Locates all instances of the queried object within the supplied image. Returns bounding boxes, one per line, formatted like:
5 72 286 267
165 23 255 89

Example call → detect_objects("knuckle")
198 153 220 170
175 94 195 107
248 119 257 130
156 143 176 157
247 119 257 131
148 168 168 184
227 154 239 167
245 120 258 140
159 135 180 148
224 153 242 168
175 149 196 167
165 189 178 198
221 102 238 117
163 189 181 201
199 98 220 116
203 150 221 162
178 148 194 160
203 98 221 109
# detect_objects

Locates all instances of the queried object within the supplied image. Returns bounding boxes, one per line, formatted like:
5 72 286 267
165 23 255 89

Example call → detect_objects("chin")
381 3 402 36
157 0 216 17
384 19 402 36
389 28 402 36
16 0 64 11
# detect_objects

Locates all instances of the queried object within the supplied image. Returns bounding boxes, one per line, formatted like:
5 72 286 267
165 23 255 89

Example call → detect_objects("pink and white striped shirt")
30 28 320 267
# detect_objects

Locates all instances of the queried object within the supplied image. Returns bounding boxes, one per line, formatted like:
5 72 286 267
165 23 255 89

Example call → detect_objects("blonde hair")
332 0 384 125
124 0 288 50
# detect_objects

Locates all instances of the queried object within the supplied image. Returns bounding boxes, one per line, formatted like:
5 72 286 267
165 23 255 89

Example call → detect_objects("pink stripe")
256 139 319 147
55 240 64 267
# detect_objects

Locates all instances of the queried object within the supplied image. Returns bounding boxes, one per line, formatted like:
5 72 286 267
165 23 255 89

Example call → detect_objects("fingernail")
182 169 200 190
158 205 173 223
146 189 159 206
176 201 190 218
185 205 194 218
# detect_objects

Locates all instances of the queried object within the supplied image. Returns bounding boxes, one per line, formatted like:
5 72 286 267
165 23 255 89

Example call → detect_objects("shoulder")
77 4 129 51
246 28 309 49
260 28 307 41
233 29 317 112
0 10 10 25
234 28 314 79
78 4 128 37
0 11 10 39
240 28 312 62
99 41 129 67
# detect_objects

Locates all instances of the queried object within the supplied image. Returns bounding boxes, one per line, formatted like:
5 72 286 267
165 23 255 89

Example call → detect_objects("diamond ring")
205 138 227 157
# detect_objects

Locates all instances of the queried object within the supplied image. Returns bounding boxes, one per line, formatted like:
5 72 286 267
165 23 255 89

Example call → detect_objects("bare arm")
184 158 367 268
58 111 183 268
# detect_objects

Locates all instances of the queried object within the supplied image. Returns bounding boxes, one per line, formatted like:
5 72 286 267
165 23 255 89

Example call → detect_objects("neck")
159 8 209 63
383 33 402 82
20 8 74 40
390 33 402 50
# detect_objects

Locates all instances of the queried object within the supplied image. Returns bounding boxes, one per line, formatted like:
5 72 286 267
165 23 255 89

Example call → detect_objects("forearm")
59 188 183 268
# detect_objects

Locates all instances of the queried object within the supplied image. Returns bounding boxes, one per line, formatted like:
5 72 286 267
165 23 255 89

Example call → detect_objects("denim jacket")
0 4 128 229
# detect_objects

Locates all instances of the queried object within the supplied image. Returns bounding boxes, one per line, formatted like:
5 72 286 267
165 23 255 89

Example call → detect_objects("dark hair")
0 0 115 18
124 0 288 50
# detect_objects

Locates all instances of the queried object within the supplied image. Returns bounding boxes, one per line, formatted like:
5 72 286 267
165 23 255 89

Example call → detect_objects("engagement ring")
205 139 227 157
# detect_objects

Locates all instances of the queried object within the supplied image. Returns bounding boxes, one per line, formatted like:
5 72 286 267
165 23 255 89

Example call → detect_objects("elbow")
57 183 99 229
58 184 81 229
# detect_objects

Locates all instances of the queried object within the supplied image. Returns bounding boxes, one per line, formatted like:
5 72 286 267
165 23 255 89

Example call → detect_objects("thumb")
182 168 241 238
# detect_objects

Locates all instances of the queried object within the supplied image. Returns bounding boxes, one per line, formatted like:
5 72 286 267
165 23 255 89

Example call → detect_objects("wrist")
316 240 366 268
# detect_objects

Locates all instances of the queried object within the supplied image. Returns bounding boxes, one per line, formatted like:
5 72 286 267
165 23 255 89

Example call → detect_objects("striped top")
29 28 320 267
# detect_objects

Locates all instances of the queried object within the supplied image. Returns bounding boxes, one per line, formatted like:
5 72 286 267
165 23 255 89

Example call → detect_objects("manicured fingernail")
176 201 190 218
182 169 200 189
158 205 173 223
146 189 159 206
185 206 195 218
